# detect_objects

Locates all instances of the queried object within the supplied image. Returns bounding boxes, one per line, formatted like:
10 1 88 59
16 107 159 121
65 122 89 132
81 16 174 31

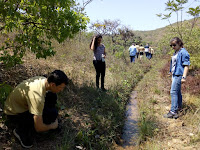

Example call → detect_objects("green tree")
113 26 136 63
157 0 200 39
0 0 89 67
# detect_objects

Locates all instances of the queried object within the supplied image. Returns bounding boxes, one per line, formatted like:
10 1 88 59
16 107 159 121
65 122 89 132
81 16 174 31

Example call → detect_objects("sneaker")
13 129 33 148
163 111 179 119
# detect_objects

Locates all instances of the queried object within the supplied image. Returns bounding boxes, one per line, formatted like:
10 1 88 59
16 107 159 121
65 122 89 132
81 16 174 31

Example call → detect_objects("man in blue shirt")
129 43 137 63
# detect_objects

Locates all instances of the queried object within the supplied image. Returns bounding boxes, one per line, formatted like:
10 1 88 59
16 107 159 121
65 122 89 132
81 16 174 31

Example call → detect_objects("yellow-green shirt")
4 76 46 115
139 46 144 52
135 45 140 52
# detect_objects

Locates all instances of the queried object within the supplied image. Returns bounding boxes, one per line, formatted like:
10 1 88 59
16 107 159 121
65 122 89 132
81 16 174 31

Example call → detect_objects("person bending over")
4 70 68 148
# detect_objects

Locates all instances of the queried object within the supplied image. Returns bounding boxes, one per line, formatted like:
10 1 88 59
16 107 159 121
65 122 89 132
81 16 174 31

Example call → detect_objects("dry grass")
136 56 200 150
0 34 154 149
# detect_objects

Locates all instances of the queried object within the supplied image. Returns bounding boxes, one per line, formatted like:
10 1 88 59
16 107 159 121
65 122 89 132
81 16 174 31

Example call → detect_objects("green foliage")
190 55 200 70
187 6 200 16
0 83 12 107
0 0 89 67
157 0 200 39
157 23 200 55
139 112 155 142
90 20 143 58
75 129 101 149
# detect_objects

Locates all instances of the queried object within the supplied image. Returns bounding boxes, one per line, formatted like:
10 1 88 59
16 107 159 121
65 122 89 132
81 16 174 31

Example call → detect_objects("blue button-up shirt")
170 48 190 75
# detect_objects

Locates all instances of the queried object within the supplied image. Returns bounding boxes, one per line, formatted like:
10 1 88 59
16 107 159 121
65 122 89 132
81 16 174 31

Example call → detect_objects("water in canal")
122 91 139 148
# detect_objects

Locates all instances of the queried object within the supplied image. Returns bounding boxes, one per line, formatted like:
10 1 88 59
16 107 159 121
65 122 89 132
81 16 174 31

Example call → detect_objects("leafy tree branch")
0 0 89 67
157 0 200 40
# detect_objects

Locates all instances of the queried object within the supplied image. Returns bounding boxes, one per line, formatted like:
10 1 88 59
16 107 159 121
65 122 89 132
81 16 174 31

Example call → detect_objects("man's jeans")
170 75 182 113
145 52 149 59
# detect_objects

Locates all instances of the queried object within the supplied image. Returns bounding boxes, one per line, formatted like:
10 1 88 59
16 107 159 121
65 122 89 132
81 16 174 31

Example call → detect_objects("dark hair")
47 70 68 86
90 34 102 50
170 37 184 47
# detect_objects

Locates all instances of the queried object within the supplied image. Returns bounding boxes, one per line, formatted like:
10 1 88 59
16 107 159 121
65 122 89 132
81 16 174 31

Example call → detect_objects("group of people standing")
128 43 154 63
2 35 190 148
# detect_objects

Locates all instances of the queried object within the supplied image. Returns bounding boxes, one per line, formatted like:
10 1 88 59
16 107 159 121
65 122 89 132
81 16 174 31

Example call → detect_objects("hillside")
0 17 200 149
134 27 167 45
134 18 200 46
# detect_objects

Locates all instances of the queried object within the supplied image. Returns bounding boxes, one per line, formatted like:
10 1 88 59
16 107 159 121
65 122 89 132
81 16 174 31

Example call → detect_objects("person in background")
135 43 140 59
149 46 154 59
138 44 145 61
128 43 137 63
144 43 150 59
164 37 190 119
4 70 68 148
90 35 107 91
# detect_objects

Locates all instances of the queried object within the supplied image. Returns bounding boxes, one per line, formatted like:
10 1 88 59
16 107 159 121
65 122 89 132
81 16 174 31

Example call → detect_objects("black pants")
136 52 139 58
93 60 106 89
6 92 58 138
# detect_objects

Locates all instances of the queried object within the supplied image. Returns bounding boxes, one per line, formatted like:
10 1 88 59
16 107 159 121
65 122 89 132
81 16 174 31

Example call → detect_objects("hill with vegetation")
0 17 200 150
134 18 200 47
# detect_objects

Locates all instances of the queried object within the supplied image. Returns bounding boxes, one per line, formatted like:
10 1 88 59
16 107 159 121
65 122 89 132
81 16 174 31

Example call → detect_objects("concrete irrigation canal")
122 91 139 148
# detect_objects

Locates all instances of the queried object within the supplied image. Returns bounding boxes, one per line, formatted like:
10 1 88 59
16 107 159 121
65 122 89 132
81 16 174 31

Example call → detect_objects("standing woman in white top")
90 35 107 91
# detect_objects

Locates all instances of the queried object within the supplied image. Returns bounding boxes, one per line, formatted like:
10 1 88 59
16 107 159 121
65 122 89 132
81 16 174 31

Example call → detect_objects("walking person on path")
144 43 150 59
138 44 144 61
149 47 154 59
164 37 190 119
128 43 137 63
90 35 107 91
4 70 69 148
135 43 140 59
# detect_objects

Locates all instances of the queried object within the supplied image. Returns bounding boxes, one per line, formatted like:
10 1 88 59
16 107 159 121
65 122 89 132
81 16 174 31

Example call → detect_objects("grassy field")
0 19 200 149
0 34 157 149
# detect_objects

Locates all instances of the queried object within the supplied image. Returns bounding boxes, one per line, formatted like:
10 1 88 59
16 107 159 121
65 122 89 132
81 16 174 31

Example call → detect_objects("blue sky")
77 0 199 31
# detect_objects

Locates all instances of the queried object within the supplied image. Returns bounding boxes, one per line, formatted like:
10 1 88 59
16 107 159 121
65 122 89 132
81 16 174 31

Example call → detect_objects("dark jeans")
93 60 106 89
136 53 139 58
130 56 136 63
145 52 148 58
6 92 58 138
149 54 153 59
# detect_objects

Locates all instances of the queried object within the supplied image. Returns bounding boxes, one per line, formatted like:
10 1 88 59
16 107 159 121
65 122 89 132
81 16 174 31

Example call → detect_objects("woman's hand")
181 78 186 83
